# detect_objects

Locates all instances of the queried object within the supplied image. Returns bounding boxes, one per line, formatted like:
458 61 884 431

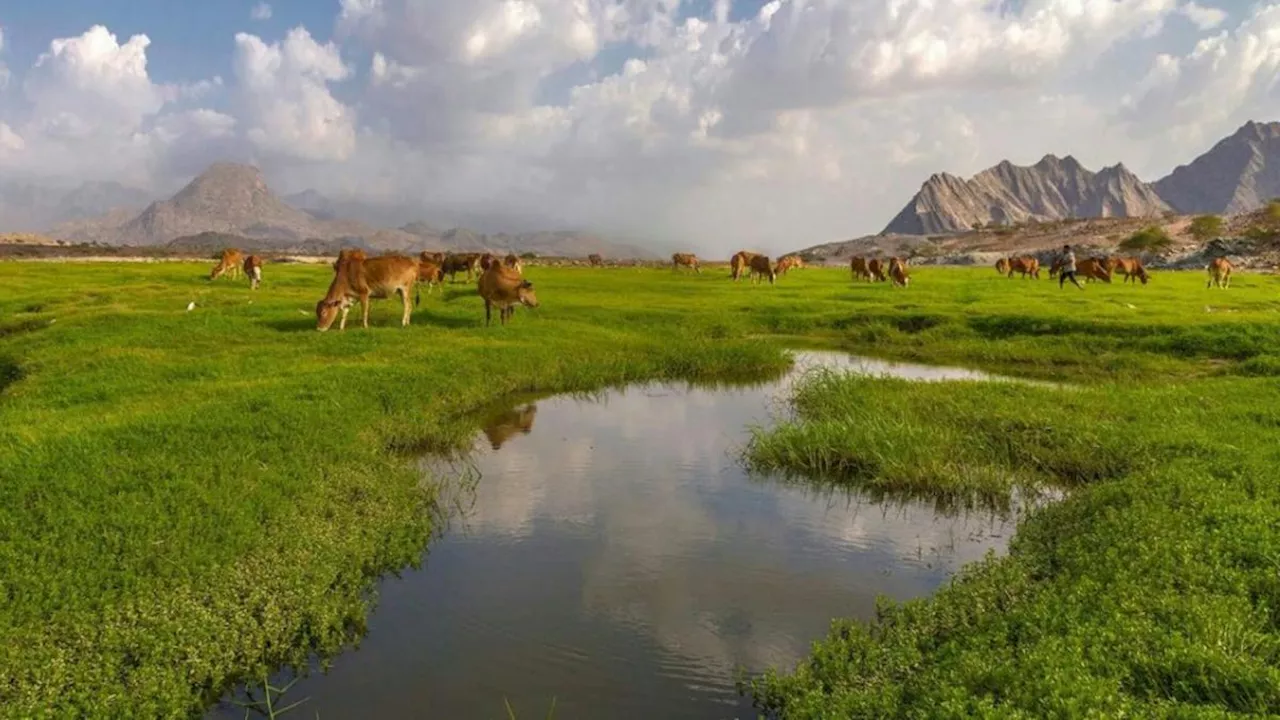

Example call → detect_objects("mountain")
0 179 153 231
884 154 1171 234
1153 121 1280 214
37 162 656 258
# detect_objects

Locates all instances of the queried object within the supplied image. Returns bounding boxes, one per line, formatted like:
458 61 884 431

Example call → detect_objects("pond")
210 351 1046 719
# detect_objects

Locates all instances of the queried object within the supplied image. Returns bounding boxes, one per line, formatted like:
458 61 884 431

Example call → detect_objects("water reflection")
209 352 1042 720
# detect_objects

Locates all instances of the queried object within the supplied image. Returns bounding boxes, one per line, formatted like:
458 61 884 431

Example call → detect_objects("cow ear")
521 280 533 288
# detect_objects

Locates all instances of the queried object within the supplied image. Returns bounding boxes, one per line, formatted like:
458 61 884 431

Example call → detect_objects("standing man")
1059 244 1083 290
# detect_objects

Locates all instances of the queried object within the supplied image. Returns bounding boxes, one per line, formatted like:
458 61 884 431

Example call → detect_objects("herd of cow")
204 243 1243 330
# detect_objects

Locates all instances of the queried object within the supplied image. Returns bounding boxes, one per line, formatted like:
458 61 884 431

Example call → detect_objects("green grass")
2 260 1280 717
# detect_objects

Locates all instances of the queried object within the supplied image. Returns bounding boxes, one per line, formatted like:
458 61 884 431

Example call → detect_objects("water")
210 352 1043 720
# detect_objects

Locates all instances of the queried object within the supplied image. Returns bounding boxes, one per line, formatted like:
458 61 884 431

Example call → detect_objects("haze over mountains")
884 120 1280 235
16 163 654 259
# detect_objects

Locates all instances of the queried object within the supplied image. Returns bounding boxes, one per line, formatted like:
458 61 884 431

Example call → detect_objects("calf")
316 250 419 331
850 256 872 281
889 257 910 287
1113 257 1149 285
748 254 776 285
210 248 244 281
867 258 887 282
478 263 539 326
1078 257 1112 283
1206 257 1233 288
243 254 263 290
775 255 804 276
1008 256 1040 279
417 251 445 296
731 251 760 281
672 252 701 273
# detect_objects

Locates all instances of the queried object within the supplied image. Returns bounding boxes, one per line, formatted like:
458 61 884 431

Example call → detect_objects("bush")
1188 215 1223 242
1119 225 1173 253
1266 199 1280 225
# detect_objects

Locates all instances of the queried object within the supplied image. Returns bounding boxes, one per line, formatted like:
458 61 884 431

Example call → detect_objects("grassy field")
1 259 1279 717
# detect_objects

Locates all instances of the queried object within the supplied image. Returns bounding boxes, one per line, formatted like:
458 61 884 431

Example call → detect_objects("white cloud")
2 3 1280 252
1180 1 1228 29
232 27 355 162
251 2 273 21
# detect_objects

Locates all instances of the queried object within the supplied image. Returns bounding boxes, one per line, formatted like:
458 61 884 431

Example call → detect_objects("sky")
0 0 1275 254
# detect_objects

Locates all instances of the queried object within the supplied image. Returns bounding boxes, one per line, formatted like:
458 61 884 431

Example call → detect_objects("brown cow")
587 253 604 267
1078 257 1112 283
748 254 776 285
888 257 910 287
867 258 887 282
672 252 701 273
1112 256 1149 285
210 249 244 281
995 257 1011 275
478 262 539 326
1007 256 1040 279
479 253 500 271
850 256 872 281
731 251 761 281
243 254 263 290
417 252 445 295
775 255 804 276
1049 255 1066 278
443 253 482 282
482 403 538 450
1206 257 1233 288
316 249 419 331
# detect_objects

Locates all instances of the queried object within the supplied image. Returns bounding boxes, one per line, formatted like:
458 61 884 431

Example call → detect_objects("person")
1059 244 1083 290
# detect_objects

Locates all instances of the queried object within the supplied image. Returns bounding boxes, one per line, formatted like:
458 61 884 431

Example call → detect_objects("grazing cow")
775 255 804 276
1101 256 1120 273
731 251 761 281
995 257 1011 275
482 404 538 450
503 253 524 274
478 262 539 325
587 253 604 267
315 250 419 331
210 249 244 281
1113 257 1149 285
443 253 482 282
1008 256 1040 279
748 254 776 285
1077 257 1112 283
850 256 872 281
888 257 910 287
417 252 445 295
672 252 701 273
1206 257 1233 289
867 258 887 282
243 254 263 290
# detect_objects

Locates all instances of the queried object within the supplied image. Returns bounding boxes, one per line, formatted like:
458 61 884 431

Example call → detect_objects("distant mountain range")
884 120 1280 235
1 162 655 259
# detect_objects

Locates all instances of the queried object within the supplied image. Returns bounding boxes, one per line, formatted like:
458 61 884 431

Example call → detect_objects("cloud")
1 3 1279 251
1180 1 1228 29
0 26 9 89
251 2 273 21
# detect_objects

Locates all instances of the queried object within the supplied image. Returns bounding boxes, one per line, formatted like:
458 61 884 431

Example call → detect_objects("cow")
731 251 761 281
775 255 804 276
243 254 263 290
210 249 244 281
479 253 499 271
867 258 887 282
850 256 872 281
478 262 539 326
482 404 538 450
443 253 482 282
995 257 1011 275
1100 256 1120 273
315 249 419 331
417 251 445 295
1049 255 1066 278
748 254 776 285
587 253 604 267
1008 256 1040 279
672 252 701 273
1112 257 1149 285
1078 257 1112 283
888 257 910 287
1206 257 1233 289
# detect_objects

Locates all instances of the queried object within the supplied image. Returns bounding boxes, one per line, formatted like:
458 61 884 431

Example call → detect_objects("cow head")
315 298 347 331
517 280 539 308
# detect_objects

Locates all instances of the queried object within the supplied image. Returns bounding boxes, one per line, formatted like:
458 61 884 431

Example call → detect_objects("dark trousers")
1059 270 1082 288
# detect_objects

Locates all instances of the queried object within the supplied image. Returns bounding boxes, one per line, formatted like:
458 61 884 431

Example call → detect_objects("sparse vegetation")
1118 224 1174 253
1189 214 1224 241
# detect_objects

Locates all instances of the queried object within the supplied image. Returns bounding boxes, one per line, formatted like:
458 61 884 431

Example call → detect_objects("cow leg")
485 299 492 326
400 288 411 326
339 304 350 331
361 292 371 328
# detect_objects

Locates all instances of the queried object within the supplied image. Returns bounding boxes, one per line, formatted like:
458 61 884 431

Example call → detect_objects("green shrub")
1189 215 1223 241
1119 225 1173 253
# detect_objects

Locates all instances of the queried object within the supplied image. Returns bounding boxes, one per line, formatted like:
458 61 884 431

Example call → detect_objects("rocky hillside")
884 155 1170 234
1154 121 1280 214
0 179 152 231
